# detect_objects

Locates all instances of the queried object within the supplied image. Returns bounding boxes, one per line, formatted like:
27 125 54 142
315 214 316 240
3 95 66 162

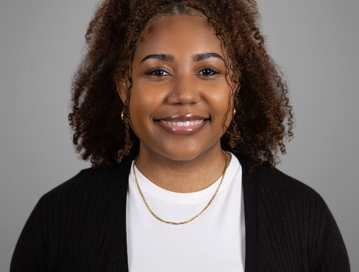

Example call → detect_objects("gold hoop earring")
233 108 236 116
121 111 124 121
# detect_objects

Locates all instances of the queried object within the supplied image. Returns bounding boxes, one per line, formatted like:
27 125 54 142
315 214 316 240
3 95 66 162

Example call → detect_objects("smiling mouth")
155 115 209 135
159 120 205 127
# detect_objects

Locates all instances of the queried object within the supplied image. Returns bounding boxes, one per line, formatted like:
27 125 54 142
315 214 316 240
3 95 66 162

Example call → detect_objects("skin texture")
117 15 235 192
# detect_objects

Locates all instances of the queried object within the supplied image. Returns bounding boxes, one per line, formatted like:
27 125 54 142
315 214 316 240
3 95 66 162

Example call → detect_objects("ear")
116 79 127 103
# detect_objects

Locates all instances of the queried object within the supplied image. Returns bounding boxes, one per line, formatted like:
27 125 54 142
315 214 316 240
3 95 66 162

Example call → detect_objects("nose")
168 74 201 105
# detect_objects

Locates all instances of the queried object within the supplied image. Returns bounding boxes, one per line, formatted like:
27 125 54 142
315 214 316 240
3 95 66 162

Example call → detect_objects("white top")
126 153 245 272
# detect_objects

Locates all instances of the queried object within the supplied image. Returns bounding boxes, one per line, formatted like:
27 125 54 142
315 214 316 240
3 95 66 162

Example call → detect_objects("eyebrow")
140 52 225 64
140 54 174 64
193 53 225 62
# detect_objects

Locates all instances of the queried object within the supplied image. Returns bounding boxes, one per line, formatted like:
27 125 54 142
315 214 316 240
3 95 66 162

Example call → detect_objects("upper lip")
155 114 209 122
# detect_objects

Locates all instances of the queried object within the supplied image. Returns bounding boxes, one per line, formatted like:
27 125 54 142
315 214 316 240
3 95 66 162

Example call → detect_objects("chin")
156 143 213 162
139 138 220 162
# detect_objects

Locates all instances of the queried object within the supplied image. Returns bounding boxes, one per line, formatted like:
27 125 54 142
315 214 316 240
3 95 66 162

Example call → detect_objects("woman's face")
120 15 235 161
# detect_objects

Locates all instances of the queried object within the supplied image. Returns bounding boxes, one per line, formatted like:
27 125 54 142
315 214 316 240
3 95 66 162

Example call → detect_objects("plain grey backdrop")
1 0 358 270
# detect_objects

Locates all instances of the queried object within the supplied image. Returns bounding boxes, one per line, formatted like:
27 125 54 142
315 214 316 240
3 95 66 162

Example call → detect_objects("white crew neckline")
129 152 240 205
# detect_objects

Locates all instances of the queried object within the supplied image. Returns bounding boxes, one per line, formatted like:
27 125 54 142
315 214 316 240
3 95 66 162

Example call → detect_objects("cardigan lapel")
113 152 259 272
113 153 135 272
236 154 259 272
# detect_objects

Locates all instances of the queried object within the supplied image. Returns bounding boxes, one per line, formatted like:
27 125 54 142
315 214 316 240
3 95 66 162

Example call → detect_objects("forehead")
134 15 224 61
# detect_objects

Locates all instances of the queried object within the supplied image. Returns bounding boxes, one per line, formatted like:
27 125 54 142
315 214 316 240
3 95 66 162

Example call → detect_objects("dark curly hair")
68 0 294 170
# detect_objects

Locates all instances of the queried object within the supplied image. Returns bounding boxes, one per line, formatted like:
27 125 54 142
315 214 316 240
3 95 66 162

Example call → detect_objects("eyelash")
144 67 219 77
198 68 218 76
145 68 169 76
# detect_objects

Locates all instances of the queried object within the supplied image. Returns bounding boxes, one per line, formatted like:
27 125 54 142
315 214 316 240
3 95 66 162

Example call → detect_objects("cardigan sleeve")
309 199 350 271
10 197 48 272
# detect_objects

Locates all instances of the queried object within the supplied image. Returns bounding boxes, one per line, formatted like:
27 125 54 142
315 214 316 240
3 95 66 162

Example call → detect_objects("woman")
11 0 350 271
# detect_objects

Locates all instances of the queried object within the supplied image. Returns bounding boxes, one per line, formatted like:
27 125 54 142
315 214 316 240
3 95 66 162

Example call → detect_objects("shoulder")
40 166 112 202
253 164 338 252
38 158 133 212
31 160 132 246
239 158 333 237
253 162 328 211
255 166 350 270
252 164 350 269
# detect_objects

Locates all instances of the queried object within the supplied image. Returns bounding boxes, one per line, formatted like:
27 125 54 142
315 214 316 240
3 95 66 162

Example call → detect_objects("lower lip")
156 120 208 135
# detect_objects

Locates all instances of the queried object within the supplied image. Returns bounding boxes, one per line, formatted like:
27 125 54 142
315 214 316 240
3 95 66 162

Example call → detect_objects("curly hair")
68 0 294 170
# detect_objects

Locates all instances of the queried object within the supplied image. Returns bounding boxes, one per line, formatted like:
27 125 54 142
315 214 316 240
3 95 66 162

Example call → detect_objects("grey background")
0 0 358 270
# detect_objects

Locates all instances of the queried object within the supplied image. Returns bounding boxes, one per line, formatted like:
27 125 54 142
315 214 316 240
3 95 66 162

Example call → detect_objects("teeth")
160 120 204 126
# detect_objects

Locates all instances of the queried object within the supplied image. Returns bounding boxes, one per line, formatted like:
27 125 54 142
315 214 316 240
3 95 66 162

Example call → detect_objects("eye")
145 69 170 76
198 68 218 76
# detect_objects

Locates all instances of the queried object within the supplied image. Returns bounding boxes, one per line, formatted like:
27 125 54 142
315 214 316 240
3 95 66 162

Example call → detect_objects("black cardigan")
10 153 350 271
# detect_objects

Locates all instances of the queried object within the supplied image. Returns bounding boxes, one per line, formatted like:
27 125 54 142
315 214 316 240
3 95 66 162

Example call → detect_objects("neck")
134 143 230 193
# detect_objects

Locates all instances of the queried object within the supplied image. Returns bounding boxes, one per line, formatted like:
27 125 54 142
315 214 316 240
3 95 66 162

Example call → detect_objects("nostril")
168 90 201 105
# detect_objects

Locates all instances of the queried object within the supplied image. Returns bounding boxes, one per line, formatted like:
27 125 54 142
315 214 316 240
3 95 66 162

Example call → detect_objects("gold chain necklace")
132 150 229 225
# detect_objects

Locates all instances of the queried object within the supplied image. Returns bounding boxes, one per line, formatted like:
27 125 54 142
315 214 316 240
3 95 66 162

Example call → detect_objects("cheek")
131 80 170 106
130 82 156 111
128 84 165 133
204 83 232 124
